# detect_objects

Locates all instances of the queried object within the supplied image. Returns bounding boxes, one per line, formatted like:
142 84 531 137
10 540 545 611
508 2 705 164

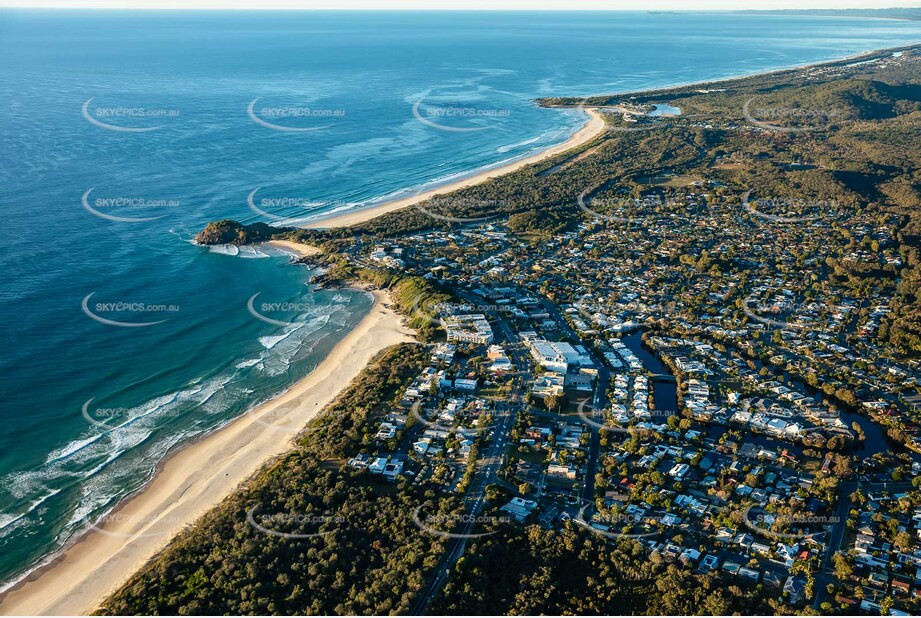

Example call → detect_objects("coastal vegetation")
194 220 284 245
315 260 453 343
432 524 776 615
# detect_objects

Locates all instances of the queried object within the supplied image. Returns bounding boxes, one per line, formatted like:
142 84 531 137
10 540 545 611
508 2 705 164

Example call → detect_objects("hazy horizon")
2 1 920 11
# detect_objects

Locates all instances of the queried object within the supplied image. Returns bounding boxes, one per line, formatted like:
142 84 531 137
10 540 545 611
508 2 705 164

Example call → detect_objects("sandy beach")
267 239 322 256
0 286 413 616
305 108 605 229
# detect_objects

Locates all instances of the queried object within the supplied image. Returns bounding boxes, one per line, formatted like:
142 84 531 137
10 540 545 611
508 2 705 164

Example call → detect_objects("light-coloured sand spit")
0 288 413 616
304 108 605 229
267 239 322 257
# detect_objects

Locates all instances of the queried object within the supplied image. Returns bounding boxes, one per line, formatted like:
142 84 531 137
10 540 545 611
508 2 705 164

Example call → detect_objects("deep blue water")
622 331 678 415
0 8 919 587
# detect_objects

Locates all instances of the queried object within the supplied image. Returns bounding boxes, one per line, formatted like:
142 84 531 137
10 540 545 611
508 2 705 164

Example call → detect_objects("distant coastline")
733 9 920 22
544 42 921 104
301 43 919 231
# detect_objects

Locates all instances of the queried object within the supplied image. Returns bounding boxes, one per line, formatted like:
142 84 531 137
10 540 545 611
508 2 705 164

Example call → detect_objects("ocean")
0 8 918 587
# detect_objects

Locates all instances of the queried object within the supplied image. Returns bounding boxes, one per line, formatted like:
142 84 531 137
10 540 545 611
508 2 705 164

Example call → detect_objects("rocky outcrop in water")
193 220 289 246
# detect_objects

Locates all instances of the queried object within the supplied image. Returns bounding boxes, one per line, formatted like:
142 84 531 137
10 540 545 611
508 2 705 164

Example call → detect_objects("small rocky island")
193 219 289 246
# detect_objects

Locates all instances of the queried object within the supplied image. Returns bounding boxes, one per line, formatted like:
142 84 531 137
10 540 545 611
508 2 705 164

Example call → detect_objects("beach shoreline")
0 285 414 616
554 42 920 103
267 239 323 257
303 107 605 229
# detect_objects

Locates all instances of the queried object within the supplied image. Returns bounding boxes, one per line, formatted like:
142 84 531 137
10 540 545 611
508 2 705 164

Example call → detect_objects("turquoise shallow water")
0 8 918 587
